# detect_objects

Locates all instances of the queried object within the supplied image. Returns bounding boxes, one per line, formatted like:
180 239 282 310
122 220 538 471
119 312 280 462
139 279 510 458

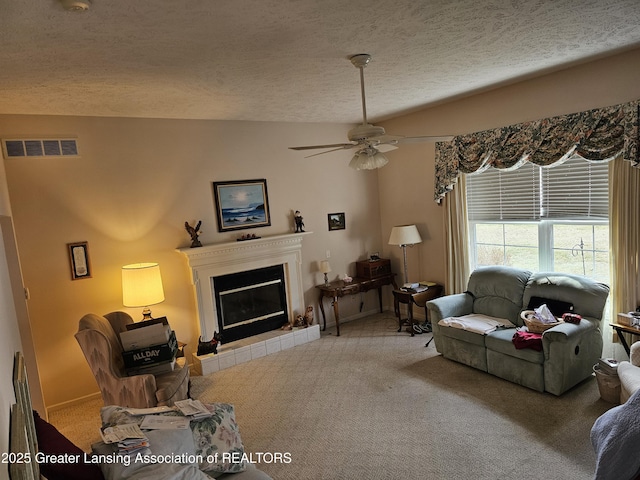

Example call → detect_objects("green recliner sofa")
426 266 610 395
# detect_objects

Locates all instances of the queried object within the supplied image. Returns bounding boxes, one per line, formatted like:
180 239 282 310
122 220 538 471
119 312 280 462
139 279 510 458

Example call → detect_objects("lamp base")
141 307 153 321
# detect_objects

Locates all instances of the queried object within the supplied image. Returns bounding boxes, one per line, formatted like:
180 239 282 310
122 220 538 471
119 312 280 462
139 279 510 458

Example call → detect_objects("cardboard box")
126 358 176 376
120 323 171 351
618 313 632 326
122 331 178 369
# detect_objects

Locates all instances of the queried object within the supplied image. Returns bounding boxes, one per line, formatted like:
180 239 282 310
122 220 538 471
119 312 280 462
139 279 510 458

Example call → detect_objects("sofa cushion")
434 321 487 347
485 329 544 364
101 403 247 476
467 266 531 324
524 272 609 320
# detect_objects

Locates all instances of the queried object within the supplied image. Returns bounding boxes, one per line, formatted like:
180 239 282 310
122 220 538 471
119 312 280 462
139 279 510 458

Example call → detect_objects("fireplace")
178 233 308 344
213 264 288 342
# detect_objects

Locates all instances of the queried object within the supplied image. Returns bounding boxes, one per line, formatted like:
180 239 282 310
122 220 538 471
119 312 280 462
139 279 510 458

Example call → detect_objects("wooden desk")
393 285 444 336
610 322 640 356
316 274 397 336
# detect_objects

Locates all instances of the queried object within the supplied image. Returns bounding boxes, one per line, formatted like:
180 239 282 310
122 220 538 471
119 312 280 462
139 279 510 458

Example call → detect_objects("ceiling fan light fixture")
60 0 90 12
349 147 389 170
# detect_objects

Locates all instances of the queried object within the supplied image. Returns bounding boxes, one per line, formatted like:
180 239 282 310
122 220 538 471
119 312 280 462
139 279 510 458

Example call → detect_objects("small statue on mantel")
294 210 305 233
185 221 202 248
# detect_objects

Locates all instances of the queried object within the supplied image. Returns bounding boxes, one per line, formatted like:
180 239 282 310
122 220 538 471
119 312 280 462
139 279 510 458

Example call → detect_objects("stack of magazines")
598 358 619 375
100 423 149 455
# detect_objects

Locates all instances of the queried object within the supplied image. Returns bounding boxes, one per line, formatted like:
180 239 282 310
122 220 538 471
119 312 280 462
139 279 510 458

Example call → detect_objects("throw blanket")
591 388 640 480
438 314 516 335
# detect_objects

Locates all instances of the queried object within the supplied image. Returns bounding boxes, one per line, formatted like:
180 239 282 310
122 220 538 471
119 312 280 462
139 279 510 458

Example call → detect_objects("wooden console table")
393 284 444 336
316 274 397 336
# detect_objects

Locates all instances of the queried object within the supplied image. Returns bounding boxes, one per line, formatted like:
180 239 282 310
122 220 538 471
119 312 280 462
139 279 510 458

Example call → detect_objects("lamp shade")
319 260 332 274
122 263 165 308
388 225 423 246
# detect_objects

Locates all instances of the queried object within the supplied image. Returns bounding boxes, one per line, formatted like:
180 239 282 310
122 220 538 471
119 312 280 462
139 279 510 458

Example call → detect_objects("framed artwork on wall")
212 179 271 232
67 241 91 280
328 212 345 231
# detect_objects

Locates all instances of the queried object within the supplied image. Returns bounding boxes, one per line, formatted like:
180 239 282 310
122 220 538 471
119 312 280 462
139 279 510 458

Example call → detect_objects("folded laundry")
438 313 516 335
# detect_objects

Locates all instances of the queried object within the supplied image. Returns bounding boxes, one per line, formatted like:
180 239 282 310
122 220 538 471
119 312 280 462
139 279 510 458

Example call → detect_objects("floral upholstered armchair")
75 311 190 408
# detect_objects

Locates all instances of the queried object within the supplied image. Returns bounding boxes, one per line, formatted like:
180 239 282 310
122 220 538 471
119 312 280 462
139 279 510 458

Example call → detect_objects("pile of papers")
598 358 619 375
100 423 149 455
139 415 190 430
174 399 213 420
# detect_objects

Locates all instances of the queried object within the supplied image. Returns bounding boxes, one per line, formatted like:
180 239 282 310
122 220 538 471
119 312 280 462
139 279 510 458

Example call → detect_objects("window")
466 156 609 284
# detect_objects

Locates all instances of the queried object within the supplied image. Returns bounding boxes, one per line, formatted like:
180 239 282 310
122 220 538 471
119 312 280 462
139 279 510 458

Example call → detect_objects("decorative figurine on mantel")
185 221 202 248
294 210 305 233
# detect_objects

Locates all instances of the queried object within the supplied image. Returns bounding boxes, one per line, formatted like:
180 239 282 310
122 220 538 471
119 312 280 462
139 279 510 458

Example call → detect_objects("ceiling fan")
289 54 453 170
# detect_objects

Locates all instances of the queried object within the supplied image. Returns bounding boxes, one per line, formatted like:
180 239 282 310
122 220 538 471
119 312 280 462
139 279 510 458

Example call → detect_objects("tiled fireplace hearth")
179 232 319 375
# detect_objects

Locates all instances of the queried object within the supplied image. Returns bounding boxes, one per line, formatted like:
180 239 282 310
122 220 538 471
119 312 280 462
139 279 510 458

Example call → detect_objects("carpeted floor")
51 313 613 479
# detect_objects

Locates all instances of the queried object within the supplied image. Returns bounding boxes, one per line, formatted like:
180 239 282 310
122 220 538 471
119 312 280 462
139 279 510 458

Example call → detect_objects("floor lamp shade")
122 262 165 319
388 225 423 285
388 225 423 247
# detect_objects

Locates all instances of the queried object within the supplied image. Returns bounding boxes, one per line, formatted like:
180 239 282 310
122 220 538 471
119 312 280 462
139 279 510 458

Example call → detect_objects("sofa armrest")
426 293 474 323
631 341 640 366
541 318 599 345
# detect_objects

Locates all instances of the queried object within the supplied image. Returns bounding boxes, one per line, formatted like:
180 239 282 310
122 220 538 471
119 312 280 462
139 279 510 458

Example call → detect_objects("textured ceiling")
1 0 639 124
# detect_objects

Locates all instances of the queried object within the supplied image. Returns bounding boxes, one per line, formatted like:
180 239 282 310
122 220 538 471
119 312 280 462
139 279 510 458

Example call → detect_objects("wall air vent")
2 138 79 159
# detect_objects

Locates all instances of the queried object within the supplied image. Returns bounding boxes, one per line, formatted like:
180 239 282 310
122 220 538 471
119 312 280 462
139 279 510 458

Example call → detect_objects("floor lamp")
388 225 423 285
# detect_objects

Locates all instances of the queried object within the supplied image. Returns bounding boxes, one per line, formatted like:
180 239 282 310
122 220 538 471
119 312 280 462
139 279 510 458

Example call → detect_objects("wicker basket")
520 310 564 334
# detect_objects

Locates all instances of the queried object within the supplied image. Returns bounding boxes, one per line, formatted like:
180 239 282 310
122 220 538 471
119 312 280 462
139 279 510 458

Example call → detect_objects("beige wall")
3 46 640 409
378 47 640 290
1 116 386 407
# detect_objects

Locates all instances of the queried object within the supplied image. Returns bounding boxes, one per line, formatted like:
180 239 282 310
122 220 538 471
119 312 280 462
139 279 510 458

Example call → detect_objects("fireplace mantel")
178 232 311 341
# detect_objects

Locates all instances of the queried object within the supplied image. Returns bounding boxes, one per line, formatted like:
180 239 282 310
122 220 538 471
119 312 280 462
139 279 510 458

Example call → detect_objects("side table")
610 322 640 357
393 284 444 336
316 274 397 336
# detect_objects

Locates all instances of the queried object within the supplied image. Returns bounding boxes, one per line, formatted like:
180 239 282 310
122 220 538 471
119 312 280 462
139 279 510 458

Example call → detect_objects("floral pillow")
100 402 246 475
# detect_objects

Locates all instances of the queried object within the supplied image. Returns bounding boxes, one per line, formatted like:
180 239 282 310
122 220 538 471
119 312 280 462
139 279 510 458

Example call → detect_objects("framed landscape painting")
328 212 345 231
213 179 271 232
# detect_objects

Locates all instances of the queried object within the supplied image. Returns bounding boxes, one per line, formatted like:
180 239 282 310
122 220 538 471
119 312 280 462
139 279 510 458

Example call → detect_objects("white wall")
0 158 32 480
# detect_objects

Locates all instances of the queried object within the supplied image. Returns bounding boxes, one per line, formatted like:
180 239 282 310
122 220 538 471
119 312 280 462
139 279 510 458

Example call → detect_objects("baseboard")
46 391 102 415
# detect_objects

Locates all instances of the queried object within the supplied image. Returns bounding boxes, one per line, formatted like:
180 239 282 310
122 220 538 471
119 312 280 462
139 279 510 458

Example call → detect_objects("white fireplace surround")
178 232 310 342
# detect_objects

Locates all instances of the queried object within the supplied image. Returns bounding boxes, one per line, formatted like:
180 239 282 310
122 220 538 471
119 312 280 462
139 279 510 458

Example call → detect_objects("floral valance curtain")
434 100 639 202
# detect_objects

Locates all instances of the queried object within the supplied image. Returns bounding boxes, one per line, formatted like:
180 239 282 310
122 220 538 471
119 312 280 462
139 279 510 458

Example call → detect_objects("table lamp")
122 262 165 320
388 225 422 285
319 260 332 285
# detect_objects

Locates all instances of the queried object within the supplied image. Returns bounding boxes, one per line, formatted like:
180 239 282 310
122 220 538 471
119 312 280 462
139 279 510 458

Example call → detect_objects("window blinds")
466 156 609 221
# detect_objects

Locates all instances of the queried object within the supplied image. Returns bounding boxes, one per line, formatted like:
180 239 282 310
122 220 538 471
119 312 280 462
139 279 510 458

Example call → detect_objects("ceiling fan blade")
303 145 358 158
371 134 454 146
376 144 398 153
394 135 455 144
289 143 356 151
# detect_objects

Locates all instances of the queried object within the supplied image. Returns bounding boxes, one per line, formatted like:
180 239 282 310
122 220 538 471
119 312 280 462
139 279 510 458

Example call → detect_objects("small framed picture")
67 241 91 280
212 179 271 232
328 212 345 231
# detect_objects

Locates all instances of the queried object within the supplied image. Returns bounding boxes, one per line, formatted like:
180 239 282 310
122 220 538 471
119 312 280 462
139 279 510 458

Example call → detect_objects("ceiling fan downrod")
350 54 371 126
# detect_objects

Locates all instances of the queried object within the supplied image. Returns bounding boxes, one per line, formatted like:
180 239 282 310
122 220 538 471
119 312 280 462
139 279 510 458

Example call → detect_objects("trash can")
593 364 621 404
